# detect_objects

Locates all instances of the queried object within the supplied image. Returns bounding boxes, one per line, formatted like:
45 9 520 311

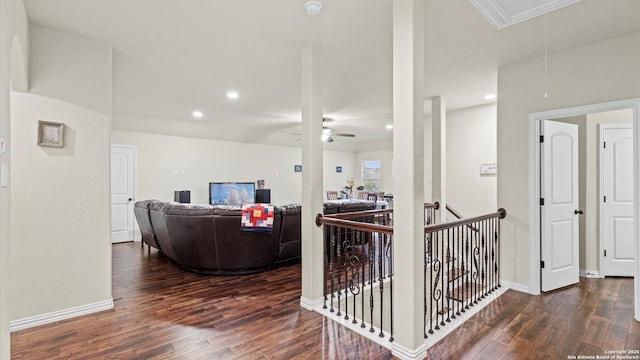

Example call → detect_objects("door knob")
128 198 133 202
574 209 584 215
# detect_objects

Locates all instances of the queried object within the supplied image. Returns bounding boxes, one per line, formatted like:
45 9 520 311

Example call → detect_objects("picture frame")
38 121 65 148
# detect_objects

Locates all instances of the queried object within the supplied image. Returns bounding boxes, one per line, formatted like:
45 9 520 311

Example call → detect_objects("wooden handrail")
424 208 506 234
315 214 394 235
324 208 392 219
425 201 440 210
445 204 463 220
445 203 480 232
322 202 439 220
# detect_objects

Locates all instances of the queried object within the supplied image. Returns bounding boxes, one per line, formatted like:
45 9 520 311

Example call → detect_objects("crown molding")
469 0 582 30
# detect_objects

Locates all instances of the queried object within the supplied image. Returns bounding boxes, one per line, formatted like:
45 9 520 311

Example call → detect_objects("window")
361 160 381 191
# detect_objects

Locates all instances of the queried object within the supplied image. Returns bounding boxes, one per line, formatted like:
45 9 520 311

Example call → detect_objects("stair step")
447 282 485 302
438 307 450 315
447 267 468 282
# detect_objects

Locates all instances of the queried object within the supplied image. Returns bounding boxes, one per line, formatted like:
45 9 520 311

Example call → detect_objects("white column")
432 96 446 222
391 0 426 358
299 43 325 310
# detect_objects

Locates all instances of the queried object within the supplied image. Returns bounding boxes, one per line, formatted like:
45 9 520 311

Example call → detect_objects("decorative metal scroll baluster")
368 232 375 333
422 208 506 337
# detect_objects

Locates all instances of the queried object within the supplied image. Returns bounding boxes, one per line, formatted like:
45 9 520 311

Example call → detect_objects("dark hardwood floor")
11 243 394 359
429 276 639 359
11 242 639 359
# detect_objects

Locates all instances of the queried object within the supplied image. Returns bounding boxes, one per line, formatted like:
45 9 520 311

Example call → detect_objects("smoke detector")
305 1 323 16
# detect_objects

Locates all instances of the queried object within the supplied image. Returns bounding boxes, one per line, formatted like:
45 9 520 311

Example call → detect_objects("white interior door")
541 120 580 292
602 124 634 277
111 145 136 243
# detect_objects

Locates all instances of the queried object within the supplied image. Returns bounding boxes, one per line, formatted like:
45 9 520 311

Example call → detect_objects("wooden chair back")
326 191 339 200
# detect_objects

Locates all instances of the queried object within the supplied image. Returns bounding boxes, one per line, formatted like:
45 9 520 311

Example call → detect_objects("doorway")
110 144 137 243
528 98 640 319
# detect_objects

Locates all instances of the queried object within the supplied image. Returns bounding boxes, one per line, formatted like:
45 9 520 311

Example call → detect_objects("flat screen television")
209 182 255 206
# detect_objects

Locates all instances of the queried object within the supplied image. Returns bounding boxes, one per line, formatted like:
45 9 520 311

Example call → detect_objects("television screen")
209 182 255 206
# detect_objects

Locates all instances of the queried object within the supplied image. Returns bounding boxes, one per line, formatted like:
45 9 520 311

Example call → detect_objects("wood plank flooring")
428 276 639 359
11 242 639 359
11 243 393 359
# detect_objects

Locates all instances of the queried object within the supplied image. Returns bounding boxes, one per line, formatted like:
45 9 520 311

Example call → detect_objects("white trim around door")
528 98 640 320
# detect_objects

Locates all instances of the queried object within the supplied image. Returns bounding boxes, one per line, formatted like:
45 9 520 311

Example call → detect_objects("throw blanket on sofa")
241 204 274 233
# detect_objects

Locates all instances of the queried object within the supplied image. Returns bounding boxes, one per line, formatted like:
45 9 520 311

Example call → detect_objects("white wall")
498 32 640 287
111 130 356 205
1 0 30 355
352 104 497 214
446 104 497 216
355 148 393 194
9 25 112 321
324 150 358 197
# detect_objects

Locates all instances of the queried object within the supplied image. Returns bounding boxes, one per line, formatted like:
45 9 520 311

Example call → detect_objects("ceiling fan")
291 117 356 142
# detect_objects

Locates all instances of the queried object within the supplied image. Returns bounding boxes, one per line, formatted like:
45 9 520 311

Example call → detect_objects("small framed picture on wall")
37 121 65 148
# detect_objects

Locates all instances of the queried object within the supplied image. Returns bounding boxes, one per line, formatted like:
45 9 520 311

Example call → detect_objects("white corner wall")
111 130 356 206
1 0 30 355
446 104 497 216
9 25 112 322
498 32 640 288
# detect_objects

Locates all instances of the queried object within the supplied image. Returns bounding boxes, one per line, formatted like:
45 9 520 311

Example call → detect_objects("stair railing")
316 209 395 341
424 208 506 338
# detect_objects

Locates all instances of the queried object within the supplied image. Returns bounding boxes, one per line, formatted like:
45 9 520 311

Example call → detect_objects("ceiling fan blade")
332 133 356 137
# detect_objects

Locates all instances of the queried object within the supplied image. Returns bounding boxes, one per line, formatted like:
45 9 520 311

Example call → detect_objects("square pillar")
391 0 426 357
300 43 325 309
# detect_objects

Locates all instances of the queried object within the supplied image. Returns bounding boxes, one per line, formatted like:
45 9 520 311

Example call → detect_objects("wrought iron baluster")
378 230 385 338
388 232 394 342
329 226 336 312
497 215 502 289
368 230 375 333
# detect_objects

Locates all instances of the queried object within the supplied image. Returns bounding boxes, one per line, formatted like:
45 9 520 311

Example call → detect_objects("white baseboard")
501 279 535 295
299 296 323 311
580 270 603 278
391 342 428 360
10 298 114 332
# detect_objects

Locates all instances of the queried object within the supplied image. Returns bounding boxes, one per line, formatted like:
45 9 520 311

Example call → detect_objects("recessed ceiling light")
192 111 203 118
484 93 497 100
386 124 393 130
226 91 239 99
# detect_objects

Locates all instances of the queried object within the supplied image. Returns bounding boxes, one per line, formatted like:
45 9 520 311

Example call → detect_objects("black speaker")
174 190 190 203
255 189 271 204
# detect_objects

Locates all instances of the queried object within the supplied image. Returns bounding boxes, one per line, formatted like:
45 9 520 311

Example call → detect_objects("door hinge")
540 135 544 143
604 195 607 203
604 250 607 257
540 198 545 206
603 141 606 149
540 260 545 269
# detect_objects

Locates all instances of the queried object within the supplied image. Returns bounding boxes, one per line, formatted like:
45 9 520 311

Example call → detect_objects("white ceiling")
22 0 640 151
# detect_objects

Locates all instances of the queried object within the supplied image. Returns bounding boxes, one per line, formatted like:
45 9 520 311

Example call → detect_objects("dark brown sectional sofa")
134 200 301 275
134 199 375 275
